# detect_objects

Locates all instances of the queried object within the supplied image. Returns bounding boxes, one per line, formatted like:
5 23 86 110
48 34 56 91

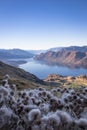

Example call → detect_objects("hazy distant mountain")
48 47 63 52
27 47 62 54
61 46 87 52
0 49 34 60
35 46 87 68
27 49 47 54
29 46 87 54
47 46 87 52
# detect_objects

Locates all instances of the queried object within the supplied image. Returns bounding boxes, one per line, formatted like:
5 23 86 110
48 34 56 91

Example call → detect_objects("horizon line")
0 45 87 50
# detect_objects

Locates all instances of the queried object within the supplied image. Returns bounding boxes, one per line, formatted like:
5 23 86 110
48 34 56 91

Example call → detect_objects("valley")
0 46 87 89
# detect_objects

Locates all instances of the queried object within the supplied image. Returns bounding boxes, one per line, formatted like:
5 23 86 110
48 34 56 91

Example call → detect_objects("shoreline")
1 59 28 67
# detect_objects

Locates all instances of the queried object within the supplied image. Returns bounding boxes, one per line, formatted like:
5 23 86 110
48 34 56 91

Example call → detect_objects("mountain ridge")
35 46 87 68
45 46 87 52
0 49 34 60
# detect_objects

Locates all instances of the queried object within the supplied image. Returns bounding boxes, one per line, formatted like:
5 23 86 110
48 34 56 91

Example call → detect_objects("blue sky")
0 0 87 50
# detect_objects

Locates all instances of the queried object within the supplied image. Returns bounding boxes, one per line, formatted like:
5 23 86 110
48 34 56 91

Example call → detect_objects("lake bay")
19 58 87 79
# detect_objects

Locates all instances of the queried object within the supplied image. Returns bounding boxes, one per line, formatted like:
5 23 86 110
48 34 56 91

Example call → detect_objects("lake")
19 58 87 79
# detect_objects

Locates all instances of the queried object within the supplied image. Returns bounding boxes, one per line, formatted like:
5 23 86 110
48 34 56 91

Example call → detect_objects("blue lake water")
19 58 87 79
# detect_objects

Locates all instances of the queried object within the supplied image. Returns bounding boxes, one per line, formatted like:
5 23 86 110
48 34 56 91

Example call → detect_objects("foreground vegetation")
0 75 87 130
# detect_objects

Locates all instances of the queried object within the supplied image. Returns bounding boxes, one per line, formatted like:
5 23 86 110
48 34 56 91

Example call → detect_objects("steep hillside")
35 50 87 68
0 61 44 89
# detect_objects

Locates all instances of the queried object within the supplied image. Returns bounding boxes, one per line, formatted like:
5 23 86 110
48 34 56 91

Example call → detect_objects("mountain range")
0 46 87 69
42 46 87 53
35 46 87 68
0 49 34 60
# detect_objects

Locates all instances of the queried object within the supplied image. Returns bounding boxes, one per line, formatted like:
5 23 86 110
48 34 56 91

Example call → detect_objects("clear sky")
0 0 87 50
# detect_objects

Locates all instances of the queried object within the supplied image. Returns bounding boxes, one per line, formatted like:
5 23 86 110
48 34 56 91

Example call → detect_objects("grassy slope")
44 74 87 88
0 61 47 90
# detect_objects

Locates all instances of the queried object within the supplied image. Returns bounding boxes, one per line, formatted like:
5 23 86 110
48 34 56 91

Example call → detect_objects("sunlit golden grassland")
44 74 87 89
